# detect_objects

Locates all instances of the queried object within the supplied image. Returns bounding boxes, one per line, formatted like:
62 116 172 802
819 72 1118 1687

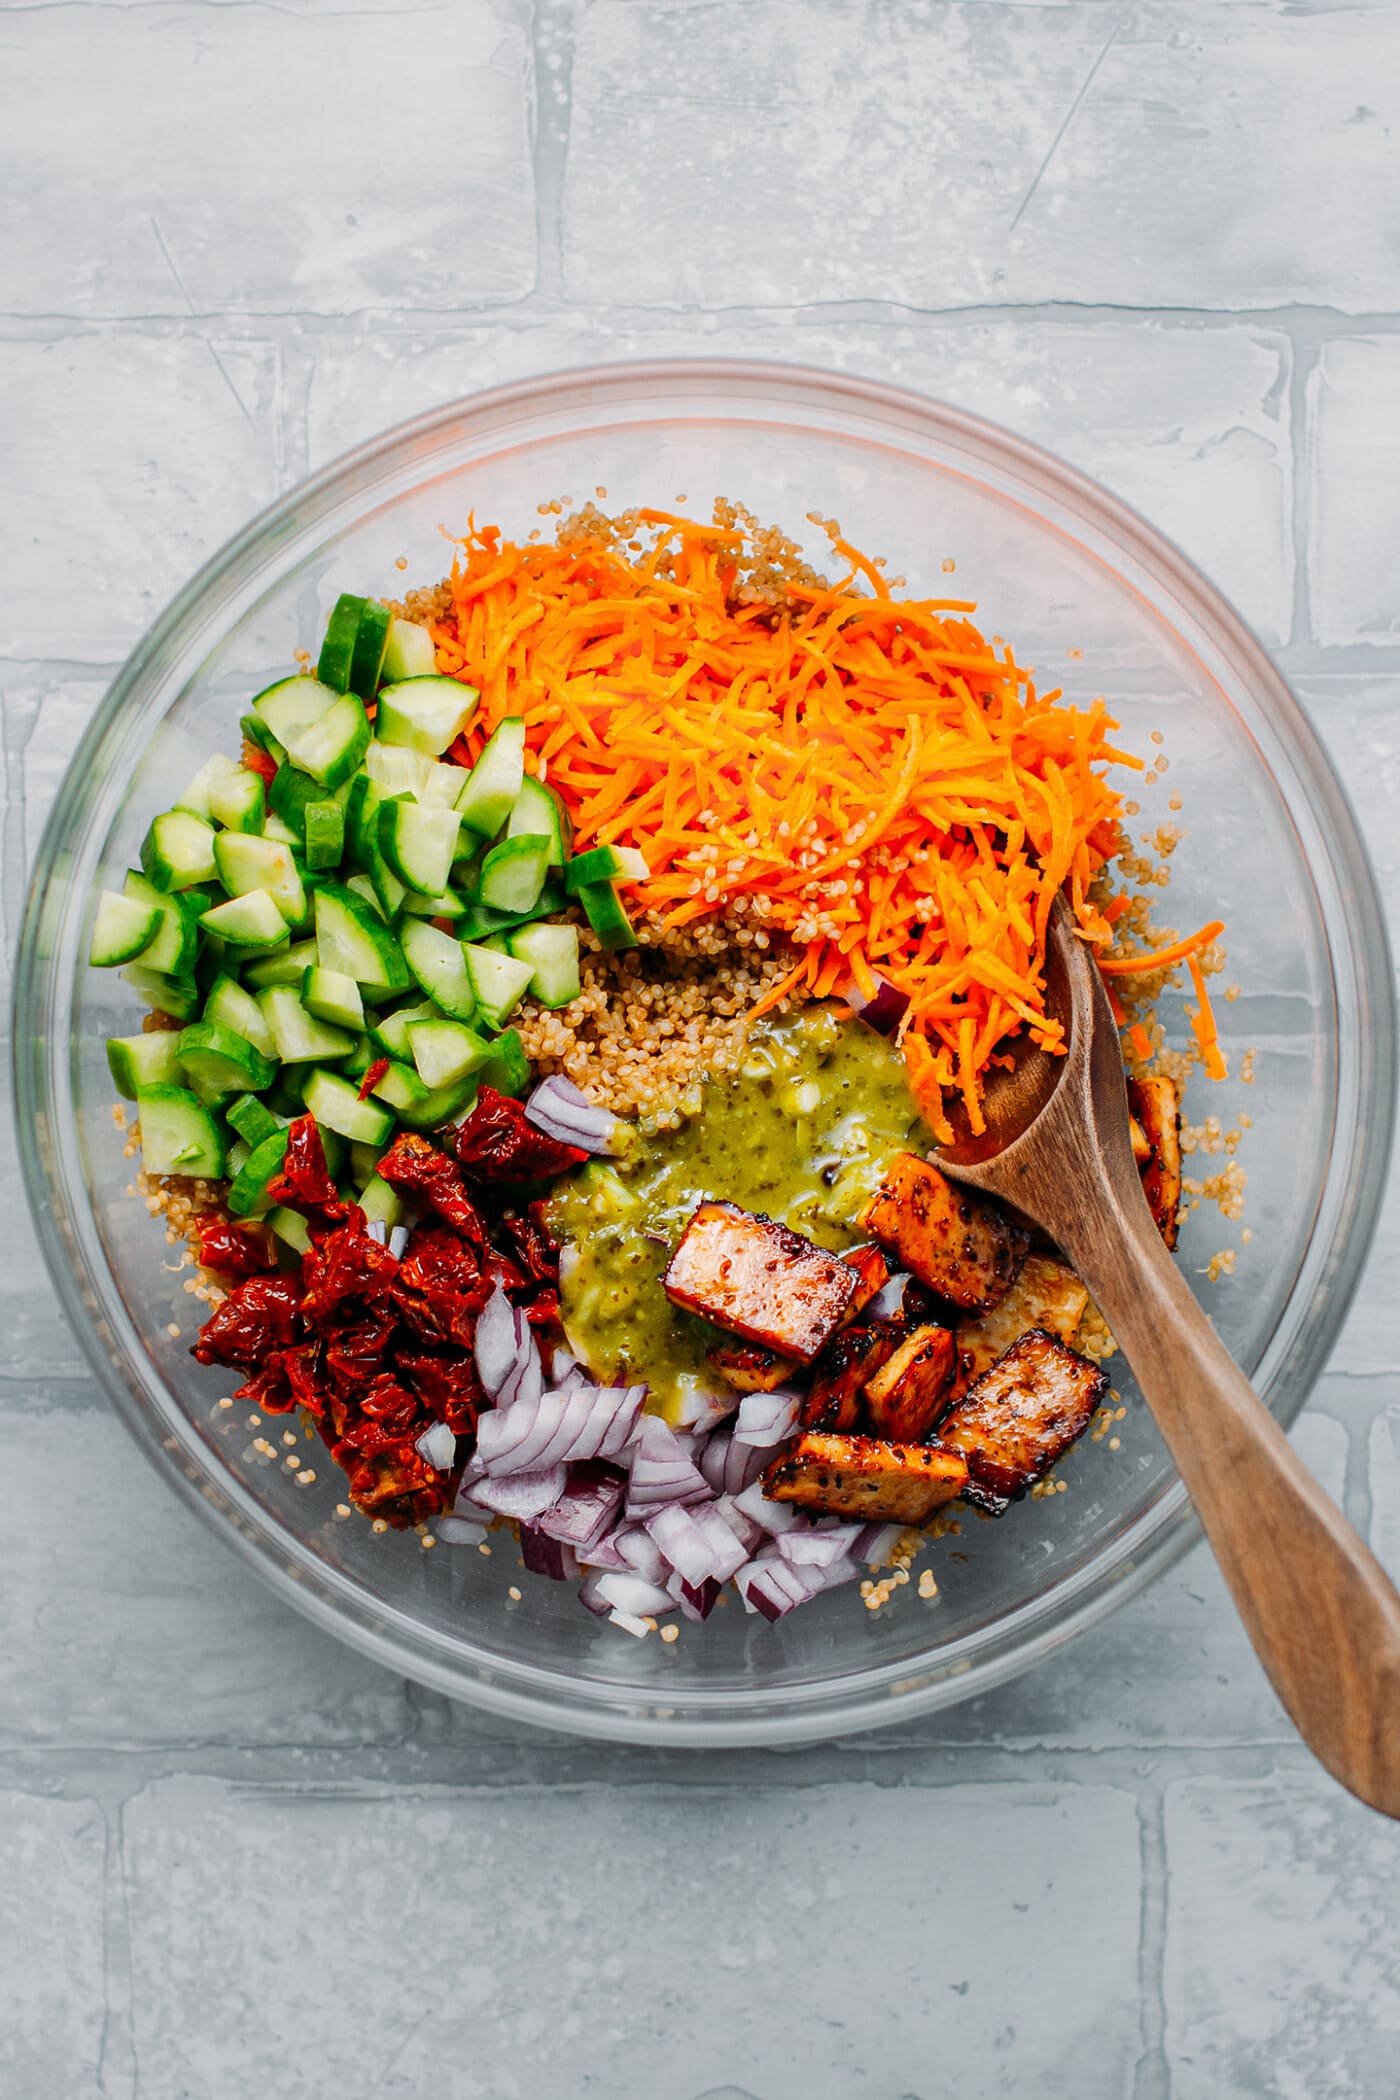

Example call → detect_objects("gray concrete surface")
3 2 1399 2094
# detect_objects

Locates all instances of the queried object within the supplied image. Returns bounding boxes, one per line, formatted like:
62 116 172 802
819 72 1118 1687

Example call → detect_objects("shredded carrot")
428 513 1209 1124
1098 920 1225 977
1128 1022 1153 1063
1187 953 1228 1081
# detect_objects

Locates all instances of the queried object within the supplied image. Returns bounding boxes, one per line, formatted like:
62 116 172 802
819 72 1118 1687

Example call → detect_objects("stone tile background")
2 1 1399 2094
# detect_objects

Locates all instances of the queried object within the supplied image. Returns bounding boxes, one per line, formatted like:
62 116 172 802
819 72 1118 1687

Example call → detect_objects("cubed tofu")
708 1341 798 1392
953 1253 1090 1392
801 1323 908 1433
764 1431 969 1524
858 1152 1029 1314
1129 1075 1183 1250
936 1328 1107 1515
863 1323 956 1443
663 1201 859 1363
839 1242 894 1321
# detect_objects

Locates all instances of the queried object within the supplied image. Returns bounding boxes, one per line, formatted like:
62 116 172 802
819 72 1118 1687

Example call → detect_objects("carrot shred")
1187 953 1228 1081
428 516 1183 1128
1098 921 1225 977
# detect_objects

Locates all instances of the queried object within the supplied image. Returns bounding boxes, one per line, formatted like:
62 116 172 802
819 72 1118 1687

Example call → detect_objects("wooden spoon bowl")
937 899 1400 1819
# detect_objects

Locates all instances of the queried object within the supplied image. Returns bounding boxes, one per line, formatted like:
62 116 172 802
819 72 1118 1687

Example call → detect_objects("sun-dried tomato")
451 1087 588 1185
196 1217 277 1277
265 1115 348 1226
339 1445 449 1526
496 1203 562 1288
395 1342 483 1437
376 1132 491 1244
323 1310 398 1388
193 1272 301 1367
390 1225 491 1346
299 1213 400 1329
273 1339 329 1417
232 1359 296 1414
358 1057 390 1102
521 1287 560 1332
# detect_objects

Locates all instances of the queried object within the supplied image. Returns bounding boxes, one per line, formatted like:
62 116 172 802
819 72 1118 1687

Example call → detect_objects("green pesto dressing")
547 1008 932 1410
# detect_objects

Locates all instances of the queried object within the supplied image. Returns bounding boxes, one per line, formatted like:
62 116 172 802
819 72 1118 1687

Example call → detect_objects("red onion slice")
735 1555 826 1621
672 1376 739 1435
612 1523 669 1587
476 1384 644 1475
864 1271 914 1322
583 1570 676 1619
731 1388 802 1450
537 1461 626 1550
525 1075 630 1157
518 1525 581 1582
778 1520 865 1567
646 1501 749 1586
730 1480 802 1535
388 1223 411 1259
847 973 911 1037
575 1532 629 1572
435 1515 487 1546
851 1521 908 1566
713 1493 765 1555
470 1465 567 1521
668 1571 721 1622
699 1429 769 1498
414 1421 458 1472
474 1286 543 1410
624 1414 711 1515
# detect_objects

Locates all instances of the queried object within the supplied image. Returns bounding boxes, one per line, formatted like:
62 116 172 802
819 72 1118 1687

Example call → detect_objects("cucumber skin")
135 1084 226 1181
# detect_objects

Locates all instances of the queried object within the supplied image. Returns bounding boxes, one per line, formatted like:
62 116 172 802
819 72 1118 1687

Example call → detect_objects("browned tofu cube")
858 1153 1029 1314
663 1202 859 1364
952 1253 1090 1394
838 1242 893 1321
707 1341 798 1392
1129 1075 1183 1251
800 1323 908 1433
936 1328 1107 1515
764 1431 969 1525
863 1323 956 1443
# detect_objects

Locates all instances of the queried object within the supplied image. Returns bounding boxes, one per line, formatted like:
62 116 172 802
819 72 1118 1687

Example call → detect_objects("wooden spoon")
936 898 1400 1819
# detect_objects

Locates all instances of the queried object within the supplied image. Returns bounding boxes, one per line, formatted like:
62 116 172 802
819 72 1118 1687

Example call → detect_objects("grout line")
1288 332 1322 652
529 0 578 302
1131 1785 1172 2100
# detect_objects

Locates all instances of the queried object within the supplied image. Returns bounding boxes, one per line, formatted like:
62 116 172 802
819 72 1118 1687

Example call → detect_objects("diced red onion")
815 1554 862 1590
848 973 911 1037
469 1465 567 1522
645 1501 749 1586
777 1520 865 1568
624 1414 711 1515
583 1570 675 1619
388 1223 411 1259
435 1515 486 1547
672 1375 739 1435
730 1480 802 1535
851 1521 907 1566
732 1388 802 1450
475 1384 644 1475
365 1218 388 1245
414 1421 457 1472
667 1571 721 1621
713 1493 765 1555
612 1523 669 1587
474 1286 543 1410
537 1461 626 1551
551 1344 578 1378
608 1609 652 1638
451 1469 498 1524
525 1075 629 1156
734 1555 826 1621
698 1429 769 1498
864 1271 914 1322
518 1525 581 1582
575 1532 629 1572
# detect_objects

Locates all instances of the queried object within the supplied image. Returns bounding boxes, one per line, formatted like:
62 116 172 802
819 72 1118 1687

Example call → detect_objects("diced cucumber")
378 800 462 898
199 889 290 955
376 675 479 757
381 616 437 684
226 1093 284 1147
578 879 639 952
507 921 581 1008
462 941 535 1030
313 884 412 996
213 831 307 926
227 1127 291 1216
420 760 470 810
176 753 243 821
135 1084 225 1180
204 974 278 1059
208 765 267 835
347 1139 386 1190
506 775 571 866
264 1066 310 1118
370 1059 478 1131
268 762 327 828
175 1021 277 1096
90 889 161 968
239 711 284 763
398 918 477 1022
225 1138 251 1178
357 1175 406 1229
476 834 549 916
478 1027 530 1098
304 799 345 872
407 1017 491 1089
243 937 318 990
455 717 525 836
302 965 365 1033
315 594 363 693
106 1031 182 1098
302 1068 395 1146
257 985 358 1064
261 811 303 849
281 692 370 790
455 876 567 944
343 775 407 918
350 600 391 697
339 1034 373 1081
564 843 650 892
122 871 198 976
364 742 431 799
184 1065 235 1112
252 675 339 747
266 1206 311 1256
399 885 466 921
368 1000 440 1062
122 965 201 1022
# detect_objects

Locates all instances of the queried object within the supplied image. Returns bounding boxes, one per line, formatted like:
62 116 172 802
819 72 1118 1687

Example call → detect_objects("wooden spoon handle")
1063 1203 1400 1820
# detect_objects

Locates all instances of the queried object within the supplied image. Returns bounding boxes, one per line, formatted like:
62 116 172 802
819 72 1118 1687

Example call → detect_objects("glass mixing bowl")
15 361 1394 1745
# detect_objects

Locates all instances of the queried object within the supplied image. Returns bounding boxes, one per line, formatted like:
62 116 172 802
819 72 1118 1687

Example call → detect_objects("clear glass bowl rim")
14 356 1396 1746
